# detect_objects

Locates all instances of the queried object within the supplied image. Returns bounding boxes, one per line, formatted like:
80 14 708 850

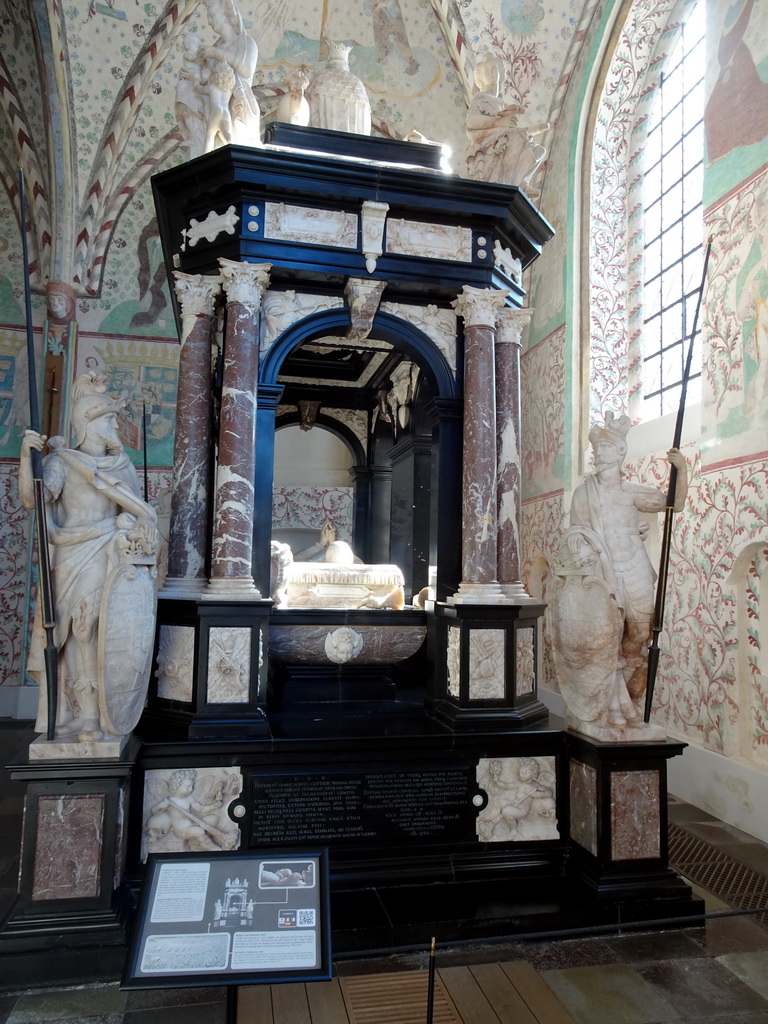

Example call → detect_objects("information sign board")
122 850 331 989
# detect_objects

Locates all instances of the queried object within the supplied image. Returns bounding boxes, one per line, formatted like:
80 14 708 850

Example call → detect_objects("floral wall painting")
521 325 566 500
704 0 768 204
702 166 768 460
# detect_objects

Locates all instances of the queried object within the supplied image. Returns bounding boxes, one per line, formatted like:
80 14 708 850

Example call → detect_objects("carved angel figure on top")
546 411 688 742
175 0 261 158
466 53 549 194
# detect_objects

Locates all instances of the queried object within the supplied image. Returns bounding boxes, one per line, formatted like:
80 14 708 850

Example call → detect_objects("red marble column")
451 286 509 604
495 306 535 602
161 271 221 599
204 259 271 599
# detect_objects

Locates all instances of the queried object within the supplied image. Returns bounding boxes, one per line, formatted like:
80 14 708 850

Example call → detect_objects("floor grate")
668 823 768 929
341 971 461 1024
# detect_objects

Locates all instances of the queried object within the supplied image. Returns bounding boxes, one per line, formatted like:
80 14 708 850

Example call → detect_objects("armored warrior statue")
19 372 158 747
547 411 688 741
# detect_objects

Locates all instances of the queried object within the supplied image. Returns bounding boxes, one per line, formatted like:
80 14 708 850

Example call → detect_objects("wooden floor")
236 962 577 1024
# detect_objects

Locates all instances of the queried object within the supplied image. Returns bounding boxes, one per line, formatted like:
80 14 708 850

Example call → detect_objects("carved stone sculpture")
476 757 558 842
324 626 364 664
546 411 688 742
308 41 372 136
466 53 549 191
270 539 293 607
276 70 310 126
143 767 242 857
283 539 405 610
19 372 158 749
176 0 261 158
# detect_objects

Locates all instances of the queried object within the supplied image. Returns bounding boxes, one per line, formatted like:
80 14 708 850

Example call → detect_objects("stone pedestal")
0 749 137 988
143 599 271 739
433 601 548 729
567 733 701 907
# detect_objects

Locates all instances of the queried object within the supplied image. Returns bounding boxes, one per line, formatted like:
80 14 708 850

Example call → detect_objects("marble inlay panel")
476 756 558 841
207 626 251 704
516 627 535 695
469 629 505 699
156 625 195 703
386 218 473 262
611 770 661 861
32 794 104 900
447 627 461 698
570 760 598 855
264 202 358 248
181 205 239 249
142 767 243 860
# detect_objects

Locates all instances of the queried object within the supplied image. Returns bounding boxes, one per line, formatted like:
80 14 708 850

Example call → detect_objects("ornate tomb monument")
2 91 702 984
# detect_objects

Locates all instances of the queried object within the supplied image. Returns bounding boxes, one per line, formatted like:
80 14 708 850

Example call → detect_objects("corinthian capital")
174 271 222 316
452 286 510 327
218 259 272 309
496 307 533 346
173 272 222 341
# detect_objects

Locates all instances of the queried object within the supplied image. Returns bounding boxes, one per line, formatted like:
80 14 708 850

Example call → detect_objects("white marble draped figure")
176 0 261 158
465 52 549 190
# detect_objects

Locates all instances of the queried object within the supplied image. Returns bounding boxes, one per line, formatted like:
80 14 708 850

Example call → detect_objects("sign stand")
122 849 331 1005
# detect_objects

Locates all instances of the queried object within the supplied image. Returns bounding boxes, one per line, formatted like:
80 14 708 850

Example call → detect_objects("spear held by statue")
644 237 713 723
18 169 58 741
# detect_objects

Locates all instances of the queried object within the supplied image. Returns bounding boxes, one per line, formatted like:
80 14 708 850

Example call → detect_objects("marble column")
451 286 509 604
161 272 221 599
495 307 535 602
204 259 271 600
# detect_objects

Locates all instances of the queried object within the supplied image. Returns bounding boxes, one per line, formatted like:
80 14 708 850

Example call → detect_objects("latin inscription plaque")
250 765 479 847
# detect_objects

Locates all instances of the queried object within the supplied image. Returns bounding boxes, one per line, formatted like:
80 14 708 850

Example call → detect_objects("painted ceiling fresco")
0 0 598 317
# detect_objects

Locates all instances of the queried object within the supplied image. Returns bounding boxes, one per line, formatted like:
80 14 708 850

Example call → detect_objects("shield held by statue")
546 568 623 726
97 556 157 738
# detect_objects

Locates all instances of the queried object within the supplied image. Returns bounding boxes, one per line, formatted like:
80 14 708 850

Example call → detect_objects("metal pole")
18 169 58 740
644 238 713 722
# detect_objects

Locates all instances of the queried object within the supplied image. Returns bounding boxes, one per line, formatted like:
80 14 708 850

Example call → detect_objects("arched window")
642 2 706 418
588 0 702 425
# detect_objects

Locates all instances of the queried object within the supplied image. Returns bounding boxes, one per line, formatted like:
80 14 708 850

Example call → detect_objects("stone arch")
260 307 458 400
254 304 462 598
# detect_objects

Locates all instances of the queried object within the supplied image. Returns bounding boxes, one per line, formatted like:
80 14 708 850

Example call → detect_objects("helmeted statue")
19 371 158 747
547 410 688 742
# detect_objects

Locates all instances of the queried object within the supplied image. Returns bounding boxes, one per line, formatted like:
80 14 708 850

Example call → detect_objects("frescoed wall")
516 0 768 838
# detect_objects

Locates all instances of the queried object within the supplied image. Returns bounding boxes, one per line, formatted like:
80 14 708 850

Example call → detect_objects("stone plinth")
433 600 548 729
566 732 701 903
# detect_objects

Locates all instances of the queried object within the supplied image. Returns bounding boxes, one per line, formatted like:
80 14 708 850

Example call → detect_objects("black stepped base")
331 876 706 956
0 874 705 991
